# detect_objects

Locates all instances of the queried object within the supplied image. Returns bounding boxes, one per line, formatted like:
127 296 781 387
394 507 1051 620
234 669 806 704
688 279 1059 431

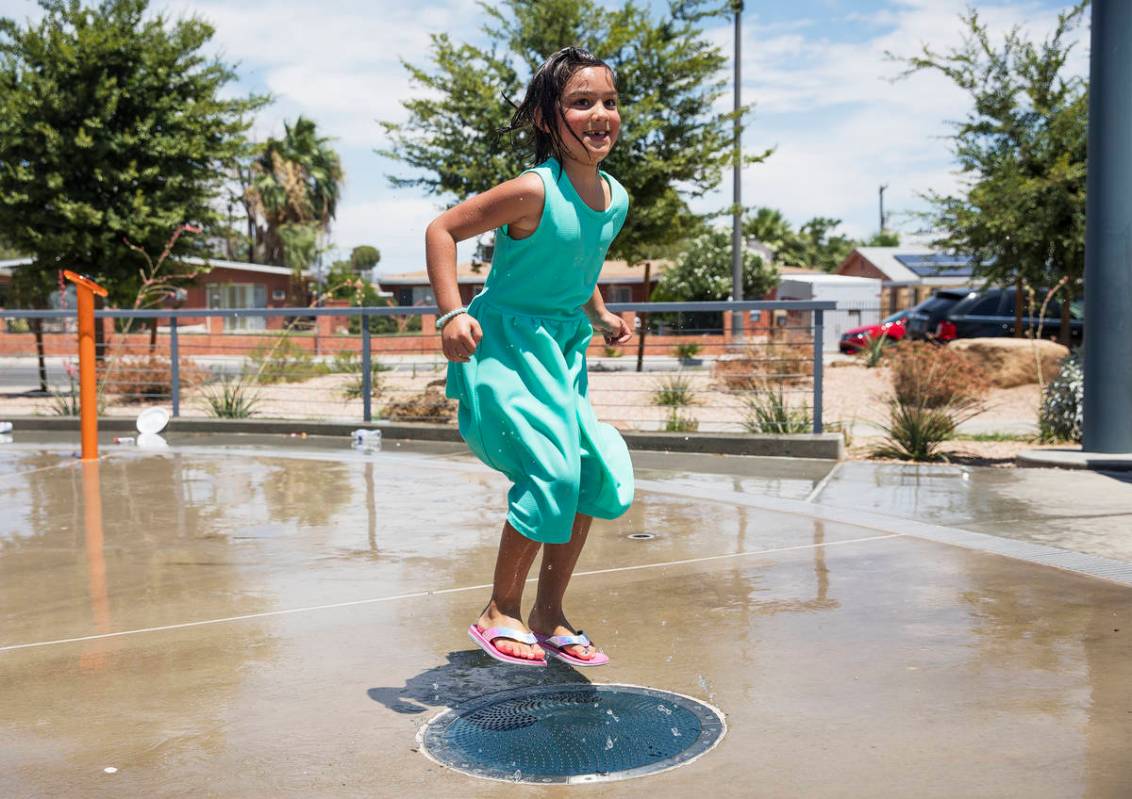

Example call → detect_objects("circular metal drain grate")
418 683 725 784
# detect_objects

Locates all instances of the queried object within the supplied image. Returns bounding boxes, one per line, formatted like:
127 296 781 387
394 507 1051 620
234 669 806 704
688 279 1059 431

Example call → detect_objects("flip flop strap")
481 626 537 646
546 632 592 648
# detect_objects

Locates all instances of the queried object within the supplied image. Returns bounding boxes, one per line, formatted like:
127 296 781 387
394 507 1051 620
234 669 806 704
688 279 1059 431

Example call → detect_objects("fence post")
812 309 823 434
170 316 180 417
361 313 372 423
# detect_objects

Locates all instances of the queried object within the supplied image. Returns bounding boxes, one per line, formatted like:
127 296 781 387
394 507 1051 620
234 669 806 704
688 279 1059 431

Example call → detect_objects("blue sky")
0 0 1088 274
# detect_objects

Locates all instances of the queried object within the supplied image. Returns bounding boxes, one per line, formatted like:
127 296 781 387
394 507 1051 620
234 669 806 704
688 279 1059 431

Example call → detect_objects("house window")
271 288 287 301
207 283 267 331
411 286 436 306
609 286 632 304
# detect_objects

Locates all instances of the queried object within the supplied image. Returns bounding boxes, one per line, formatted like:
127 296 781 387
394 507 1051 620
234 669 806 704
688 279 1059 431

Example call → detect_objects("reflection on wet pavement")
0 438 1130 797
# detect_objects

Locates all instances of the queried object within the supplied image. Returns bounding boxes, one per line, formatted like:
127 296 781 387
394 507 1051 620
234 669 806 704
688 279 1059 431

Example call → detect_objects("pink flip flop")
467 624 547 667
534 631 610 667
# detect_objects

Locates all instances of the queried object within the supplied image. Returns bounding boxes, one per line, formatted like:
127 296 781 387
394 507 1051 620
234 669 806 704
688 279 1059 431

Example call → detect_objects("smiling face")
554 66 620 166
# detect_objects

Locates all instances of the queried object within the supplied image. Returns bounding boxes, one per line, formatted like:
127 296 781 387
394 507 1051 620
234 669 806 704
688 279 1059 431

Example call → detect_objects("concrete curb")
1017 447 1132 472
0 416 845 460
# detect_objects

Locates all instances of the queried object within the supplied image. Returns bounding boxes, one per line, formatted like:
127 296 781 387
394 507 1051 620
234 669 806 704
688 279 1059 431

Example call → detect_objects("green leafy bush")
1039 351 1082 443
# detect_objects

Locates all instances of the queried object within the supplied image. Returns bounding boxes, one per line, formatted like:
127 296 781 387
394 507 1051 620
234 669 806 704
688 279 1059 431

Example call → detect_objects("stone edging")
0 416 844 460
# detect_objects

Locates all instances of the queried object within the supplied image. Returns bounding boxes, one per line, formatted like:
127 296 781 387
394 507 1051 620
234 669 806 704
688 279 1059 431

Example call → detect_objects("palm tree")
244 117 344 272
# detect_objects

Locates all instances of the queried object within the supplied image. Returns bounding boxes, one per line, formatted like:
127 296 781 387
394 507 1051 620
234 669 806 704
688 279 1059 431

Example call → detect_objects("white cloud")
694 0 1090 243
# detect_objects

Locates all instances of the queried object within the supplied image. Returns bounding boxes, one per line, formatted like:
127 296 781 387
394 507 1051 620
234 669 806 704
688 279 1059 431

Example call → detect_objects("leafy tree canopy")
652 226 777 302
743 206 896 272
0 0 266 306
895 1 1087 343
350 244 381 272
381 0 760 264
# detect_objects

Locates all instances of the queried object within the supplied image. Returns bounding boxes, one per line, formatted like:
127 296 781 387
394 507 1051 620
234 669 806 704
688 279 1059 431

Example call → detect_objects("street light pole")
1083 0 1132 453
730 1 744 337
878 184 888 233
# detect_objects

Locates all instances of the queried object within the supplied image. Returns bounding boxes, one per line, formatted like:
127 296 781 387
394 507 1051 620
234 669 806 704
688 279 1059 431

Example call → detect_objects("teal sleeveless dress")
445 157 635 544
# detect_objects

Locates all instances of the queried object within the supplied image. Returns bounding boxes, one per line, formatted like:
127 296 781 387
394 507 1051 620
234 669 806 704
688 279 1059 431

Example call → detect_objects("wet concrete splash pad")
418 683 725 784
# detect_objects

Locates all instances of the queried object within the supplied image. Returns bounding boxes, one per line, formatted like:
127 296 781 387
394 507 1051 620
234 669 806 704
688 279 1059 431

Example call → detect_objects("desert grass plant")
331 350 391 400
740 384 812 434
246 336 330 384
861 331 890 368
652 373 696 407
874 342 988 461
664 409 699 432
203 378 259 419
47 361 107 416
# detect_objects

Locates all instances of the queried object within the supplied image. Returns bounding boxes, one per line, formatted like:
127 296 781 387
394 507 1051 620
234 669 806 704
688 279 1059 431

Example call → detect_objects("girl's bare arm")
424 172 544 315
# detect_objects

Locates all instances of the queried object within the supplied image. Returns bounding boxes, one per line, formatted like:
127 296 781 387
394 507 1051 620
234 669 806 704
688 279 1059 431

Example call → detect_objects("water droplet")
604 736 614 750
103 767 117 774
657 704 672 715
512 769 523 782
606 708 620 722
671 727 682 737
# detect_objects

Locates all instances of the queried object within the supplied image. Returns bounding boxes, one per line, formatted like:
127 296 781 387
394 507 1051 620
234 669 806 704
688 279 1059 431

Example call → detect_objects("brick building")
837 246 981 314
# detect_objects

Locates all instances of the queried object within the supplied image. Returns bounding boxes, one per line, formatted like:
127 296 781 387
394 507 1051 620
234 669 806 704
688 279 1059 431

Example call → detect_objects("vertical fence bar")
170 316 180 417
361 313 372 423
812 309 824 434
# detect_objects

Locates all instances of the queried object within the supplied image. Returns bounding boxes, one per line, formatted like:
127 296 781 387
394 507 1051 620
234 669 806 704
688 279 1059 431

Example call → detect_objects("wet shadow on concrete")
1098 470 1132 486
367 649 591 715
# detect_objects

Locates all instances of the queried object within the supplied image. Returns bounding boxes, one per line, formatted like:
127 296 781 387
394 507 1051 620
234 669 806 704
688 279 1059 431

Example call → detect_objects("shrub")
101 356 209 403
887 342 987 409
1039 351 1083 443
381 385 455 423
664 410 699 432
246 336 329 384
713 341 813 391
203 378 259 418
673 342 701 361
740 384 812 434
874 342 988 461
652 374 695 407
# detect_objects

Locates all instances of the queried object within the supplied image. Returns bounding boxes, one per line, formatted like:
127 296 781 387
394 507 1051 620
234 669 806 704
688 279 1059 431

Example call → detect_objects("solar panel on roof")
894 253 976 278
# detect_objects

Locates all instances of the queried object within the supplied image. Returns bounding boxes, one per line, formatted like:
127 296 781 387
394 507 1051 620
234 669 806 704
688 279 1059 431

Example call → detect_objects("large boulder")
949 337 1068 388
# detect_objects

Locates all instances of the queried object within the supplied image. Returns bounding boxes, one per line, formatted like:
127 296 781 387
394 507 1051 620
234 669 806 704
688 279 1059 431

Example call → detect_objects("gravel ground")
0 359 1047 466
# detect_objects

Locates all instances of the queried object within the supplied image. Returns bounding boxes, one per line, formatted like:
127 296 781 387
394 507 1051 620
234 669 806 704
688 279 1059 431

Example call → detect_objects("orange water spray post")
63 271 109 461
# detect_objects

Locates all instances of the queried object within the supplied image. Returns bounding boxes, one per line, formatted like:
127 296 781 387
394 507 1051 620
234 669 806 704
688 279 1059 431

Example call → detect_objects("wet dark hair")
499 47 617 165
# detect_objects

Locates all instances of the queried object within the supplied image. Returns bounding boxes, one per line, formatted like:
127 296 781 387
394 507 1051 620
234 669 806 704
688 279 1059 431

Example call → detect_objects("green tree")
349 245 381 273
381 0 757 264
744 206 881 271
652 227 778 302
244 116 344 274
896 3 1087 344
0 0 265 308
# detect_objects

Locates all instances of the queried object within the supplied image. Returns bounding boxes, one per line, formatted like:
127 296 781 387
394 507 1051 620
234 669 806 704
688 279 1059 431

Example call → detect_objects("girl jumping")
425 47 634 667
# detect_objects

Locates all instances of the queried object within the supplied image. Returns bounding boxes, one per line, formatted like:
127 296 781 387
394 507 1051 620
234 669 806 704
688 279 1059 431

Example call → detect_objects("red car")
839 310 910 354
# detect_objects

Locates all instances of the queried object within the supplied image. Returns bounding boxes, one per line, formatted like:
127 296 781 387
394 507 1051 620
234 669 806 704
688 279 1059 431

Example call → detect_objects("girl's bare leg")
475 520 544 660
528 513 597 660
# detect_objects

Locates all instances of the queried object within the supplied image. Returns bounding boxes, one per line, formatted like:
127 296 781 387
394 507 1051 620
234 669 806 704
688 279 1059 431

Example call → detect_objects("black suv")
938 287 1083 343
904 289 978 340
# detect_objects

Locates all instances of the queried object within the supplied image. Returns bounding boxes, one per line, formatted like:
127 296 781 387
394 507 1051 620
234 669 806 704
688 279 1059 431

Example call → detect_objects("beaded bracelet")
435 306 468 330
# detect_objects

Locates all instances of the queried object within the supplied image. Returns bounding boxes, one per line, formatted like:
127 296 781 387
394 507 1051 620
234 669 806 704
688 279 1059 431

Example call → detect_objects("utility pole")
730 1 744 338
1083 0 1132 453
878 184 888 233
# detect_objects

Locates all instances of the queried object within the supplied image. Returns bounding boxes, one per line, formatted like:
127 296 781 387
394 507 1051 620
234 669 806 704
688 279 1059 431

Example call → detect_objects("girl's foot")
528 611 597 661
475 605 544 662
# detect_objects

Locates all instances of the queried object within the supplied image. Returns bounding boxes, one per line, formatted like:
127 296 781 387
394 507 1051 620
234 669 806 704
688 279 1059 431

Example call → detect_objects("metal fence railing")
0 300 836 434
